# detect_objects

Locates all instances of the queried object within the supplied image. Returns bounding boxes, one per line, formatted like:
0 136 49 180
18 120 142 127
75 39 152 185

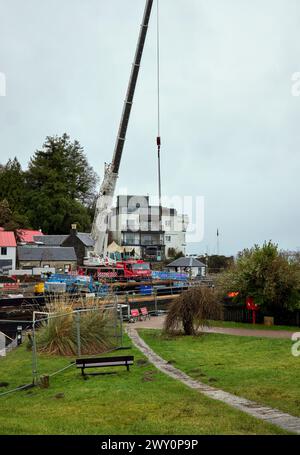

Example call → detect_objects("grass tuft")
30 301 115 356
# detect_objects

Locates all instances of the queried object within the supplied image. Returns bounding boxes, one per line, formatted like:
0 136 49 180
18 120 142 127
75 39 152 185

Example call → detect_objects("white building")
167 257 206 278
0 230 17 273
109 195 188 261
162 211 188 259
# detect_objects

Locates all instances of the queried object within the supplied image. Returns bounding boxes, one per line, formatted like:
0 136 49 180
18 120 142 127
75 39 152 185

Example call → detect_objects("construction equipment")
91 0 154 260
81 259 152 282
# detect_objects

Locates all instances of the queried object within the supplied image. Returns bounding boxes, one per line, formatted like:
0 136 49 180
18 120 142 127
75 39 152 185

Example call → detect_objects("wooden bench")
76 355 134 376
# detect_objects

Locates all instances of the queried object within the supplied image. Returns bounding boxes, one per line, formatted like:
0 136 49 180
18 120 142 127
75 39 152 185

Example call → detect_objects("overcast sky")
0 0 300 255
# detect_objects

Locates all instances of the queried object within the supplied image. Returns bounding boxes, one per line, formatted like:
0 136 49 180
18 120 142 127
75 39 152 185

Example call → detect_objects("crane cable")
156 0 162 227
156 0 161 142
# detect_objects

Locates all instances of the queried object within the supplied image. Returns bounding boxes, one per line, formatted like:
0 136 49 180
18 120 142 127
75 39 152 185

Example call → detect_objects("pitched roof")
0 231 17 247
17 246 77 262
76 233 95 247
61 232 95 247
18 229 44 243
33 235 68 246
167 257 206 268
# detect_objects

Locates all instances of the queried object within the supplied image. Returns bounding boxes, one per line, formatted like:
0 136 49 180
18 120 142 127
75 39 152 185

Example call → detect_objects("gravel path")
132 315 296 339
127 326 300 434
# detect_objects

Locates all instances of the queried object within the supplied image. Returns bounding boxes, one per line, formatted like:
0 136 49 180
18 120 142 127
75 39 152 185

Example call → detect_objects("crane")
90 0 154 261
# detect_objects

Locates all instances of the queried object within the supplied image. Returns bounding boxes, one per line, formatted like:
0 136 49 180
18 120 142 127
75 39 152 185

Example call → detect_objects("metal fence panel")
0 298 124 394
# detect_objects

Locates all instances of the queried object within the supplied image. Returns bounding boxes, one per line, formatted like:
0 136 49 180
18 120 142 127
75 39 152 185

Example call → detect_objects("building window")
1 247 7 255
141 234 163 245
123 233 139 245
165 236 171 242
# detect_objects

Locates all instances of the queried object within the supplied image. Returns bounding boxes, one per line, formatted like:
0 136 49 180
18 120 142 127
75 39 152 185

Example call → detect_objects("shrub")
31 302 116 356
218 241 300 311
164 286 222 336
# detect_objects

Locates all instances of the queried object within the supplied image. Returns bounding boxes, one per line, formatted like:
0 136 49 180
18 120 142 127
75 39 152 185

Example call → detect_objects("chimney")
71 224 77 235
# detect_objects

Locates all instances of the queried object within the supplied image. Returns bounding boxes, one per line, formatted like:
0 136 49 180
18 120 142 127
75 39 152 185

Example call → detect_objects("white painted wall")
163 214 187 258
0 246 16 270
168 266 206 278
164 231 187 258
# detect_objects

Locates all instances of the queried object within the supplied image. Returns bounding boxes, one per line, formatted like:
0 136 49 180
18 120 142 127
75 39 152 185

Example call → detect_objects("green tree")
25 134 98 234
167 248 184 261
0 157 29 225
198 255 234 273
218 241 300 311
0 199 29 239
0 199 14 229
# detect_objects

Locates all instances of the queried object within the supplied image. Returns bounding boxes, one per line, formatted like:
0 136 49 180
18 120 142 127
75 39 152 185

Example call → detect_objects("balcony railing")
122 240 165 246
122 242 140 247
141 240 165 246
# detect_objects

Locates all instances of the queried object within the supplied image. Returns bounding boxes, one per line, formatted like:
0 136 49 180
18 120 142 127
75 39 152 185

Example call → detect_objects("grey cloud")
0 0 299 254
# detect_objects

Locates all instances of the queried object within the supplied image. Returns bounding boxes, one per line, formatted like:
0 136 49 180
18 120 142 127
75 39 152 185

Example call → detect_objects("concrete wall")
18 260 77 272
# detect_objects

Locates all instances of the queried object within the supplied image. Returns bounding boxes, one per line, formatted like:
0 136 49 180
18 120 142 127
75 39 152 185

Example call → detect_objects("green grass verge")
0 335 289 435
138 329 300 419
210 320 299 331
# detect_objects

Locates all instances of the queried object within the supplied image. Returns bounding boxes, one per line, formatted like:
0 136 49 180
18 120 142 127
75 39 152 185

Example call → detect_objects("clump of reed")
30 299 116 356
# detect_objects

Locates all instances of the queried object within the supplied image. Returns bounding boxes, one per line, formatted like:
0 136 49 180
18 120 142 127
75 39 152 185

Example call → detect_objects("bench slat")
76 355 134 365
76 361 134 368
75 355 134 375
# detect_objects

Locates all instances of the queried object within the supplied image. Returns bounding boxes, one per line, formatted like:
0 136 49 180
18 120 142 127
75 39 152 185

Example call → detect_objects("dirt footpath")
132 315 296 339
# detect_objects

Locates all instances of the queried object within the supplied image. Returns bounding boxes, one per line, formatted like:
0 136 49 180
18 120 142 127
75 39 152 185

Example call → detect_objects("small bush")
164 286 222 336
217 241 300 311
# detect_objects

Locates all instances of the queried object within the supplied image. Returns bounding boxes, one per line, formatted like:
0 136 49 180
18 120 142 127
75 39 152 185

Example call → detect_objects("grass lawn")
0 336 289 435
139 329 300 418
209 320 300 332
